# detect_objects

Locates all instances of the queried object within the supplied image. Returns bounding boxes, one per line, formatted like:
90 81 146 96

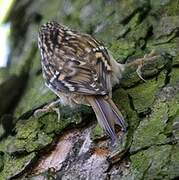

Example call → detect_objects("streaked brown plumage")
38 21 127 140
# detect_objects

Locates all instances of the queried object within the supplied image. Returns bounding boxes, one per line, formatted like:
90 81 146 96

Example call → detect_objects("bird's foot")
128 50 160 81
34 99 61 121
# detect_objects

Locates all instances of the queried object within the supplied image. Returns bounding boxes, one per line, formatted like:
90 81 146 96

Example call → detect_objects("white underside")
108 52 124 86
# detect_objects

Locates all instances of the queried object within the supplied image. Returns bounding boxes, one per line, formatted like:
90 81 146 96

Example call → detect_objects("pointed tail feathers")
86 96 127 140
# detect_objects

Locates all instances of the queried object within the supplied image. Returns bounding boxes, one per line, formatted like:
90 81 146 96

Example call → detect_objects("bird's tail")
86 96 127 141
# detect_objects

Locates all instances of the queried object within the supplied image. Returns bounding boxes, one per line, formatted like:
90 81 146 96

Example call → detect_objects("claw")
136 64 146 82
34 106 50 118
52 107 61 121
126 50 159 82
34 99 61 120
145 49 156 58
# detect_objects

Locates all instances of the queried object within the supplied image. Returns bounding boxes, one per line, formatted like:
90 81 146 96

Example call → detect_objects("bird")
37 21 128 141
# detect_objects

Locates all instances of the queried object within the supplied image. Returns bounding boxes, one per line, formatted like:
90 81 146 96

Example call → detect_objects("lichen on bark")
0 0 179 179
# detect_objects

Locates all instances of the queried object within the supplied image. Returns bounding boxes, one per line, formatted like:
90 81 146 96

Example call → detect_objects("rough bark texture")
0 0 179 179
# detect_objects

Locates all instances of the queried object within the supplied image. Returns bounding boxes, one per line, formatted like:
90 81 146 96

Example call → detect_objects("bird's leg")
34 99 61 120
126 50 160 81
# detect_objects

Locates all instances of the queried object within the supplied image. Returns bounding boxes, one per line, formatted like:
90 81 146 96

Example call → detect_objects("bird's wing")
39 25 112 95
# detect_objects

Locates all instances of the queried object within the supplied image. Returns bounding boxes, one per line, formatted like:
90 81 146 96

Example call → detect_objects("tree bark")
0 0 179 179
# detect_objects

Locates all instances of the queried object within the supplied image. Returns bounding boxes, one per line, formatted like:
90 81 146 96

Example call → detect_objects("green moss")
2 110 83 154
127 78 163 114
150 0 179 17
168 99 179 118
113 88 139 148
0 152 35 179
130 145 172 180
128 19 151 43
113 0 148 23
109 40 135 61
170 68 179 86
91 123 103 140
113 88 138 129
152 41 178 54
128 12 141 29
150 0 171 9
130 150 151 179
0 136 15 153
61 0 124 44
130 90 179 152
4 117 52 153
164 95 179 136
130 102 168 152
173 54 179 66
16 118 40 139
160 0 179 16
39 112 82 135
168 145 179 179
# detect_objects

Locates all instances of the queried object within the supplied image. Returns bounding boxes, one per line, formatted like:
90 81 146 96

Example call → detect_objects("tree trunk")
0 0 179 179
